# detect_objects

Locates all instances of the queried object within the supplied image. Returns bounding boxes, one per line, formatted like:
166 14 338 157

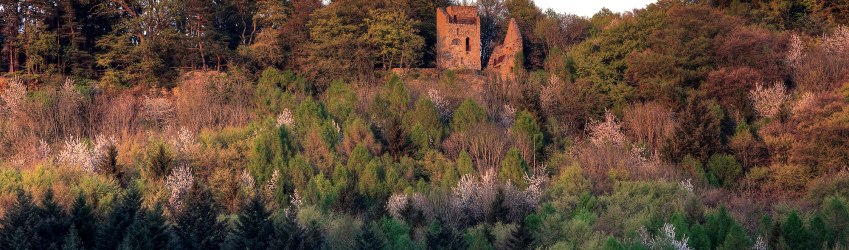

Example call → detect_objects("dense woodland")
1 0 849 249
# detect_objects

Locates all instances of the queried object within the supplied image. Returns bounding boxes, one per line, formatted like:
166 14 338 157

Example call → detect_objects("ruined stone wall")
487 18 523 78
436 6 482 70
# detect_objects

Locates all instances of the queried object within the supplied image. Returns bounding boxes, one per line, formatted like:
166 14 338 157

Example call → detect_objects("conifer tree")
174 187 226 249
809 214 832 248
507 220 535 250
426 221 467 250
119 205 172 250
98 187 143 250
0 191 41 249
717 224 751 250
783 211 813 249
689 224 711 250
69 194 96 249
355 222 384 250
227 196 275 249
298 221 325 250
62 227 82 250
35 189 71 249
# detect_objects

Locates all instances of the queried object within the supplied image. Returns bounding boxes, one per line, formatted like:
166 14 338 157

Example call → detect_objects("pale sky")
534 0 657 17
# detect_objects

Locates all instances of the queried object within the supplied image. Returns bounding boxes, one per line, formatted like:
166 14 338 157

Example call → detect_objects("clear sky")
534 0 657 17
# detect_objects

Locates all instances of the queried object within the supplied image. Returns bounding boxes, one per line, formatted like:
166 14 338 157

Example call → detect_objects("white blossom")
428 89 451 120
241 169 255 190
589 110 627 146
267 169 280 193
276 108 294 127
750 82 789 119
680 179 693 194
785 34 804 69
1 77 25 117
640 223 692 250
170 127 198 155
57 137 97 173
822 25 849 56
752 236 767 250
387 193 409 219
166 164 194 212
142 96 174 127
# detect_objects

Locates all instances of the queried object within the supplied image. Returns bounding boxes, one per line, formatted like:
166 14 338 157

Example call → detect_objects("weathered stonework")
436 6 482 70
487 18 523 79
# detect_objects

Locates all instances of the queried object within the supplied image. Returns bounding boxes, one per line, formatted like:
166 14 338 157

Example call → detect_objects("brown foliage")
174 71 252 131
443 123 509 172
714 26 789 83
703 67 761 117
622 102 675 152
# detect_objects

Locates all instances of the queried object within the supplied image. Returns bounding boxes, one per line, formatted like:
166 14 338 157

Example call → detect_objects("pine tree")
783 211 813 249
603 236 625 250
228 196 275 249
426 221 467 250
35 189 70 249
822 196 849 246
174 187 226 250
0 191 41 249
267 213 299 250
355 222 384 250
62 227 83 250
689 224 711 250
507 220 535 250
705 206 734 247
298 221 325 250
69 194 96 249
717 224 751 250
809 214 832 248
119 205 172 250
98 187 143 250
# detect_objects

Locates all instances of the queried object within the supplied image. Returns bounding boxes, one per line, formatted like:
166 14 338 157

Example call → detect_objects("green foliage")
253 68 307 116
173 188 226 249
456 151 475 177
406 97 444 154
325 80 358 120
451 99 487 133
512 111 544 156
0 191 41 249
717 223 751 250
356 222 385 250
666 97 722 163
143 141 174 180
426 221 467 250
783 211 814 249
822 196 849 246
362 9 425 69
499 148 529 188
118 205 172 250
225 196 275 249
689 224 711 250
706 154 742 187
248 125 295 186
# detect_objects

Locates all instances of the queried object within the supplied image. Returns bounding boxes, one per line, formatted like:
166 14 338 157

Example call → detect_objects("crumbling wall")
487 18 523 79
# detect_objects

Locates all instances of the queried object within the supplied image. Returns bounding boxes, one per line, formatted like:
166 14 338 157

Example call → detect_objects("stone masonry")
486 18 523 78
436 6 482 70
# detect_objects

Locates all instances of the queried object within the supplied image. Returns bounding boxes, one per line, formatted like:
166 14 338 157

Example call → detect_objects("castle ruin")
435 6 523 78
436 6 482 70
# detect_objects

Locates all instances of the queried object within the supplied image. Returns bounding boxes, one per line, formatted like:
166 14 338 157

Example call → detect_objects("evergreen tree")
228 196 275 249
426 221 467 250
174 187 226 250
298 221 325 250
268 213 299 250
62 227 82 250
809 214 832 248
704 206 734 247
689 224 711 250
783 211 813 250
822 196 849 246
98 187 143 250
665 96 722 163
0 191 41 249
35 189 71 249
603 236 625 250
507 219 535 250
69 194 96 249
499 148 529 188
717 224 751 250
355 222 385 250
118 205 172 250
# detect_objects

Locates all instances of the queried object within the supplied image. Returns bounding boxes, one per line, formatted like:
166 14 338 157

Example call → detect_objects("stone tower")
436 6 482 70
487 18 523 78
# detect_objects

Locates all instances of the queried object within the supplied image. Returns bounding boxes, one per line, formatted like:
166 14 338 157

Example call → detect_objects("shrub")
451 99 487 133
706 154 742 187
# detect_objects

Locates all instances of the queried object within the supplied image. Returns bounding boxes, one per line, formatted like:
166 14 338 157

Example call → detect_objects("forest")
1 0 849 249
